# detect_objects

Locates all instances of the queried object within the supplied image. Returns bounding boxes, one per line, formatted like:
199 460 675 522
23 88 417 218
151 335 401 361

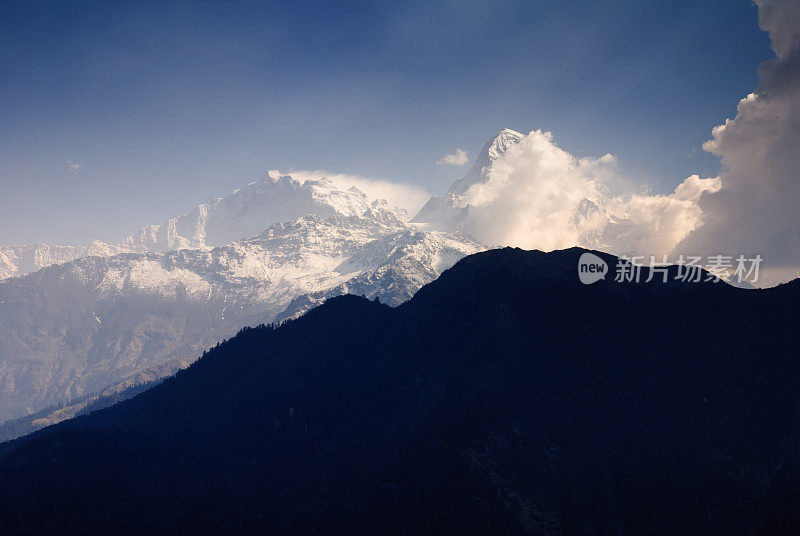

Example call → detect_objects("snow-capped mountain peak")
118 172 404 253
412 128 525 232
0 172 408 279
447 128 524 197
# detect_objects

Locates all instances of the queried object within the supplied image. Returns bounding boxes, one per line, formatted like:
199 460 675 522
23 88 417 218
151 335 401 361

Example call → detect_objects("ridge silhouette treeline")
0 247 798 535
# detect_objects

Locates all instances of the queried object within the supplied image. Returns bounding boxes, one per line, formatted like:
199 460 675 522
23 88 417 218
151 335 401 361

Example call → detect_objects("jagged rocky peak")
412 128 526 232
447 128 524 197
347 185 366 197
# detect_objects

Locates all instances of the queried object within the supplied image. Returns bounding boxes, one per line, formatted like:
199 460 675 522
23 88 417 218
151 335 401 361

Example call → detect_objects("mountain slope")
0 356 189 443
1 248 798 534
0 208 480 422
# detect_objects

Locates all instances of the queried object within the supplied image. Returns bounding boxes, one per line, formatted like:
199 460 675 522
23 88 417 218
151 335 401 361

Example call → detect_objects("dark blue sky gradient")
0 0 771 244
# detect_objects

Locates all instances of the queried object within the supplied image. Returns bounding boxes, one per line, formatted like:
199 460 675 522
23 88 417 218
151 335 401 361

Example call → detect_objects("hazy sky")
0 0 771 245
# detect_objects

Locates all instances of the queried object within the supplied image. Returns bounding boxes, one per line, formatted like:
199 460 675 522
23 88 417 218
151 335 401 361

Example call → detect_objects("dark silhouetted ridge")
0 247 798 535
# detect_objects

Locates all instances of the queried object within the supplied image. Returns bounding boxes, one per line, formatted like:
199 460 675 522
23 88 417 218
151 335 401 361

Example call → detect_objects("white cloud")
437 148 469 166
450 130 719 257
677 0 800 284
604 175 721 258
66 161 82 174
286 169 432 216
412 0 800 286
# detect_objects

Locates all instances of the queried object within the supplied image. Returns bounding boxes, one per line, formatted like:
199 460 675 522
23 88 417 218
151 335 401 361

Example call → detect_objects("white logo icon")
578 252 608 284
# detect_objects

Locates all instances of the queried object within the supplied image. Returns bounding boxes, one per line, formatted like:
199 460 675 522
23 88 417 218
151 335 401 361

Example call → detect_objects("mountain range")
1 129 527 283
0 170 409 279
1 247 798 534
0 134 520 425
0 172 482 423
0 127 738 431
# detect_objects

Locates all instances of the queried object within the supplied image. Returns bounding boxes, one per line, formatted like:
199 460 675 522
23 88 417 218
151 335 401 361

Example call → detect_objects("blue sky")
0 0 771 245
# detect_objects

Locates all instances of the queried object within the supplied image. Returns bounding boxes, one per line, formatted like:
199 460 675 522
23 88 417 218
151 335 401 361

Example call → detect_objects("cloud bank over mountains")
677 0 800 281
412 128 721 264
453 130 720 256
286 170 432 217
411 0 800 283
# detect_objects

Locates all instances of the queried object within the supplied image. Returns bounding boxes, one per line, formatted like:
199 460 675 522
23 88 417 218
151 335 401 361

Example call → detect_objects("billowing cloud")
287 169 431 217
411 0 799 286
604 175 721 258
66 161 82 174
437 148 469 166
294 0 800 286
677 0 800 284
452 130 719 257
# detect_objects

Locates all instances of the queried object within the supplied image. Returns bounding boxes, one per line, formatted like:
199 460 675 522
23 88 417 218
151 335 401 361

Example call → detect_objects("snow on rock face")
274 229 484 322
448 128 525 197
97 258 213 298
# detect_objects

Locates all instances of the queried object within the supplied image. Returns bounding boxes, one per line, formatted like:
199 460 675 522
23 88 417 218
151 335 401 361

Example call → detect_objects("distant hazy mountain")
0 244 87 280
0 357 190 443
0 173 481 423
1 247 797 534
0 171 408 280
